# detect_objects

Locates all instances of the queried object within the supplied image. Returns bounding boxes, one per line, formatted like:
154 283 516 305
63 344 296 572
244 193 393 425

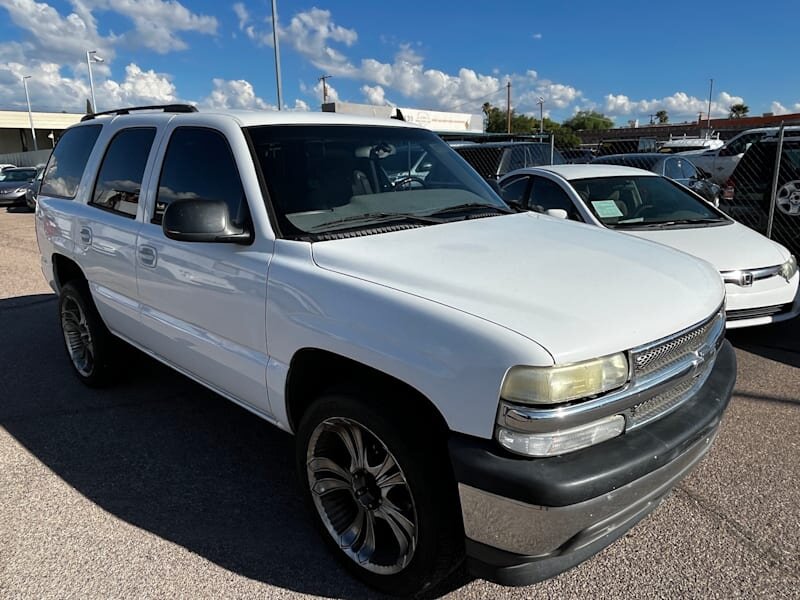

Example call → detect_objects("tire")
58 280 118 387
296 390 464 597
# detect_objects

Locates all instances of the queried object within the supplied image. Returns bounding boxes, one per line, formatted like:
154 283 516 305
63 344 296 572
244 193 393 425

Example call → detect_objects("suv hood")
625 221 789 272
311 213 724 363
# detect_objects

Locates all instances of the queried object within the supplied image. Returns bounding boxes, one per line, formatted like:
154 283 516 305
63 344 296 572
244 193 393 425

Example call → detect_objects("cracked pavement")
1 209 798 599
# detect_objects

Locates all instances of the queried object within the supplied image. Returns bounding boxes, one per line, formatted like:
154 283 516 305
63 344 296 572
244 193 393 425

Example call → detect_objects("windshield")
569 175 728 228
246 125 506 237
0 169 36 182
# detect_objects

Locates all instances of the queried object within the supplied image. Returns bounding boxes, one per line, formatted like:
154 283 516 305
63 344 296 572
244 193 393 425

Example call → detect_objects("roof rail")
81 104 198 122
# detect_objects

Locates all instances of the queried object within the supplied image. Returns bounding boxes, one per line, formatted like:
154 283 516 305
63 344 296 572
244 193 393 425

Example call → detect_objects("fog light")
497 415 625 457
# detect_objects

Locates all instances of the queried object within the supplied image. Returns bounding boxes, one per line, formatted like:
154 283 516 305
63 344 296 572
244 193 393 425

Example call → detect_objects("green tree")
482 103 538 133
728 103 749 118
655 110 669 124
562 110 614 131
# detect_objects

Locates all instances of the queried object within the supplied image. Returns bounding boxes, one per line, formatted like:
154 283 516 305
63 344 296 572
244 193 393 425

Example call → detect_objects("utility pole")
319 74 333 104
537 96 545 134
706 77 713 133
271 0 283 110
22 76 37 151
506 80 511 134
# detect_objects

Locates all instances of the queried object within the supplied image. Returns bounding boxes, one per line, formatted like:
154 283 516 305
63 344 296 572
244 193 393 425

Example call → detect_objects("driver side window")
529 177 581 220
154 127 248 227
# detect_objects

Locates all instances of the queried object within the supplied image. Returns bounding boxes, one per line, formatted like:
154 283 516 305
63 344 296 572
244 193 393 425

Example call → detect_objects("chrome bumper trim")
458 429 717 557
499 308 725 434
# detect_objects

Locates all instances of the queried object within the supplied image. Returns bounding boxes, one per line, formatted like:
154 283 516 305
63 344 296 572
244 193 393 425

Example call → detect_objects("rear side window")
153 127 246 226
40 125 102 199
90 128 156 218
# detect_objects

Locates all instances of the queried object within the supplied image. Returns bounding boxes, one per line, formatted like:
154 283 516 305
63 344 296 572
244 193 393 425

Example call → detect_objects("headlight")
14 187 27 194
500 353 629 405
780 255 798 282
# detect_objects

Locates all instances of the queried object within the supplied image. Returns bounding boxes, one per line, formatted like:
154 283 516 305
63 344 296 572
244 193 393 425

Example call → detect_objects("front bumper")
449 340 736 586
725 277 800 329
0 191 26 205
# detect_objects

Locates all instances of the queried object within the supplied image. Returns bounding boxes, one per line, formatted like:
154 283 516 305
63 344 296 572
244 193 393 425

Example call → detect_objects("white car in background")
685 126 800 185
499 165 799 328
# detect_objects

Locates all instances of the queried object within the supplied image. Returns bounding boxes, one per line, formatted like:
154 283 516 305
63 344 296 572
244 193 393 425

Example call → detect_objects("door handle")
79 226 92 246
138 245 158 268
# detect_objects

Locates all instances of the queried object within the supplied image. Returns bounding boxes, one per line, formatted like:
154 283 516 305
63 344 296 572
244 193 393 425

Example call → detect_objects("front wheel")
296 392 463 596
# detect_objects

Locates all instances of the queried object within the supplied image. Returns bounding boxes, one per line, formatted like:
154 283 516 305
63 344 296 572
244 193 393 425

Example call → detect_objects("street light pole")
537 96 545 134
86 50 104 113
271 0 284 110
22 76 37 151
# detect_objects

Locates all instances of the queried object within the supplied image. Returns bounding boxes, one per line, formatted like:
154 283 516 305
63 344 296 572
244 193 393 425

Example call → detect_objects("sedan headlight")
780 255 798 282
500 353 629 405
14 187 28 194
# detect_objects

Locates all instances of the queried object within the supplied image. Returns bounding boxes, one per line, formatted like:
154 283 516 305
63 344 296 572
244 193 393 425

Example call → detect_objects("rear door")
74 126 160 340
134 124 273 414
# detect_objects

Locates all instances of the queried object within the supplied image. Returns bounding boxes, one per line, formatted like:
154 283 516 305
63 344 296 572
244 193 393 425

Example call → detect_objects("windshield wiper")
423 203 513 217
622 217 727 228
307 212 444 232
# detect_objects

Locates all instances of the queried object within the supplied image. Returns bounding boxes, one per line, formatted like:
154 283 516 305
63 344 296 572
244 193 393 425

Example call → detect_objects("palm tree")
729 103 749 118
655 110 669 124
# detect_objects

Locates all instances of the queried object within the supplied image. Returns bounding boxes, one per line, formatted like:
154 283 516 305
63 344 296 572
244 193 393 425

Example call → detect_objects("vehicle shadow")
2 294 470 598
3 204 32 214
726 316 800 368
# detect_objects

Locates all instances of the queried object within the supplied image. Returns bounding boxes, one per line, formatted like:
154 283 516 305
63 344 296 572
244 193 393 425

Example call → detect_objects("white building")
0 110 83 154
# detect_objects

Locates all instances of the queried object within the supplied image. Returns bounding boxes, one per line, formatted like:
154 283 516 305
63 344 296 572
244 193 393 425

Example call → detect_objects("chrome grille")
627 367 708 429
633 311 723 379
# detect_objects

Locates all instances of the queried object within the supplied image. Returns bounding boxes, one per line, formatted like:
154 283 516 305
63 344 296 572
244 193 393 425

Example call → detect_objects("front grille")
727 304 789 321
633 311 723 379
627 371 705 429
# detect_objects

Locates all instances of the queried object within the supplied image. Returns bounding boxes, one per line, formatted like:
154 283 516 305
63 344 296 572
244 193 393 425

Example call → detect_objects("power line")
447 87 505 112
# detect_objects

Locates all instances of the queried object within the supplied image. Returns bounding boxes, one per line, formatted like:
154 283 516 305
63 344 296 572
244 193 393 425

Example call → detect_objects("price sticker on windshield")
591 200 623 218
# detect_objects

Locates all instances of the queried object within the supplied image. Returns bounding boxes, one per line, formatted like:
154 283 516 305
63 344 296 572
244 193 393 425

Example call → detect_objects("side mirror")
546 208 568 219
163 198 251 244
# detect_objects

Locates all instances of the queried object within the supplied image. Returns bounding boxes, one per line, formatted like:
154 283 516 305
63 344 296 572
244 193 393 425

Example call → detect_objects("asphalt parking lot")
1 208 799 599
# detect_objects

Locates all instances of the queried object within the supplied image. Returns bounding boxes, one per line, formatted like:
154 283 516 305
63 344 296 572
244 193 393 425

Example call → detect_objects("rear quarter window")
40 125 102 199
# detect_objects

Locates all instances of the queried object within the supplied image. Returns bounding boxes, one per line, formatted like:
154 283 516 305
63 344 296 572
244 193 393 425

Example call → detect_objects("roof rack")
81 104 198 122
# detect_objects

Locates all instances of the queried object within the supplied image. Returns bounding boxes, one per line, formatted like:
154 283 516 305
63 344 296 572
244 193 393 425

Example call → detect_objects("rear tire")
58 280 118 387
296 390 464 596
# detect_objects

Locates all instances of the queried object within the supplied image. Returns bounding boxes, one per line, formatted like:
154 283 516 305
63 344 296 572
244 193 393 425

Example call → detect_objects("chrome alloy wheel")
307 417 418 574
776 180 800 216
61 296 95 377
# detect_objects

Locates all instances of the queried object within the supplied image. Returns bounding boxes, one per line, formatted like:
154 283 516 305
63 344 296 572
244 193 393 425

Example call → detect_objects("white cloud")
202 78 270 110
362 84 390 106
312 79 339 103
604 91 746 120
82 0 218 54
532 33 542 40
102 63 176 107
770 101 800 115
253 7 580 114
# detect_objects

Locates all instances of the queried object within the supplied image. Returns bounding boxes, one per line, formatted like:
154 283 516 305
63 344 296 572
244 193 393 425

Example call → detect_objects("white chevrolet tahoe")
36 105 736 596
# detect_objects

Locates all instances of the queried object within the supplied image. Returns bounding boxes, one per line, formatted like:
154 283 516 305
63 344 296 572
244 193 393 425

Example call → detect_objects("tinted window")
664 158 683 179
721 132 760 156
154 128 246 226
530 177 580 219
499 176 530 206
90 128 156 218
681 159 698 179
40 125 102 198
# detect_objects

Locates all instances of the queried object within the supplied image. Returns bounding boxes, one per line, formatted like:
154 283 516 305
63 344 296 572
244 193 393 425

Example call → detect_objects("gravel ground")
1 209 798 599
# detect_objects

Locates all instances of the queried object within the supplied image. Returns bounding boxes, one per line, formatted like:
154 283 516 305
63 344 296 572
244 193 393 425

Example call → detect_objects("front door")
135 126 272 414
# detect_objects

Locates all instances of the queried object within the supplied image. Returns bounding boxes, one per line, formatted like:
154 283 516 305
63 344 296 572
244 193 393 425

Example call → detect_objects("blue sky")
0 0 798 124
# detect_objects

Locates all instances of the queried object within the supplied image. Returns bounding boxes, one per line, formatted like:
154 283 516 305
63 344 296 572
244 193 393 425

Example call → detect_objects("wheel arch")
285 348 450 437
52 253 86 292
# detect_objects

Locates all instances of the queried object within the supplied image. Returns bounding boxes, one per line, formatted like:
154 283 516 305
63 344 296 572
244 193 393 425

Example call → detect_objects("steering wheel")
393 176 427 190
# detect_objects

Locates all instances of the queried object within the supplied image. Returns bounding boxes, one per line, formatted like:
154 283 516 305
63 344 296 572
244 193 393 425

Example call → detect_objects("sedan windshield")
0 169 36 182
246 125 507 238
569 175 729 229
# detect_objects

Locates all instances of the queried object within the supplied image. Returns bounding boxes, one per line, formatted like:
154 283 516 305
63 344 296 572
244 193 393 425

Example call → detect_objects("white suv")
36 105 735 596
